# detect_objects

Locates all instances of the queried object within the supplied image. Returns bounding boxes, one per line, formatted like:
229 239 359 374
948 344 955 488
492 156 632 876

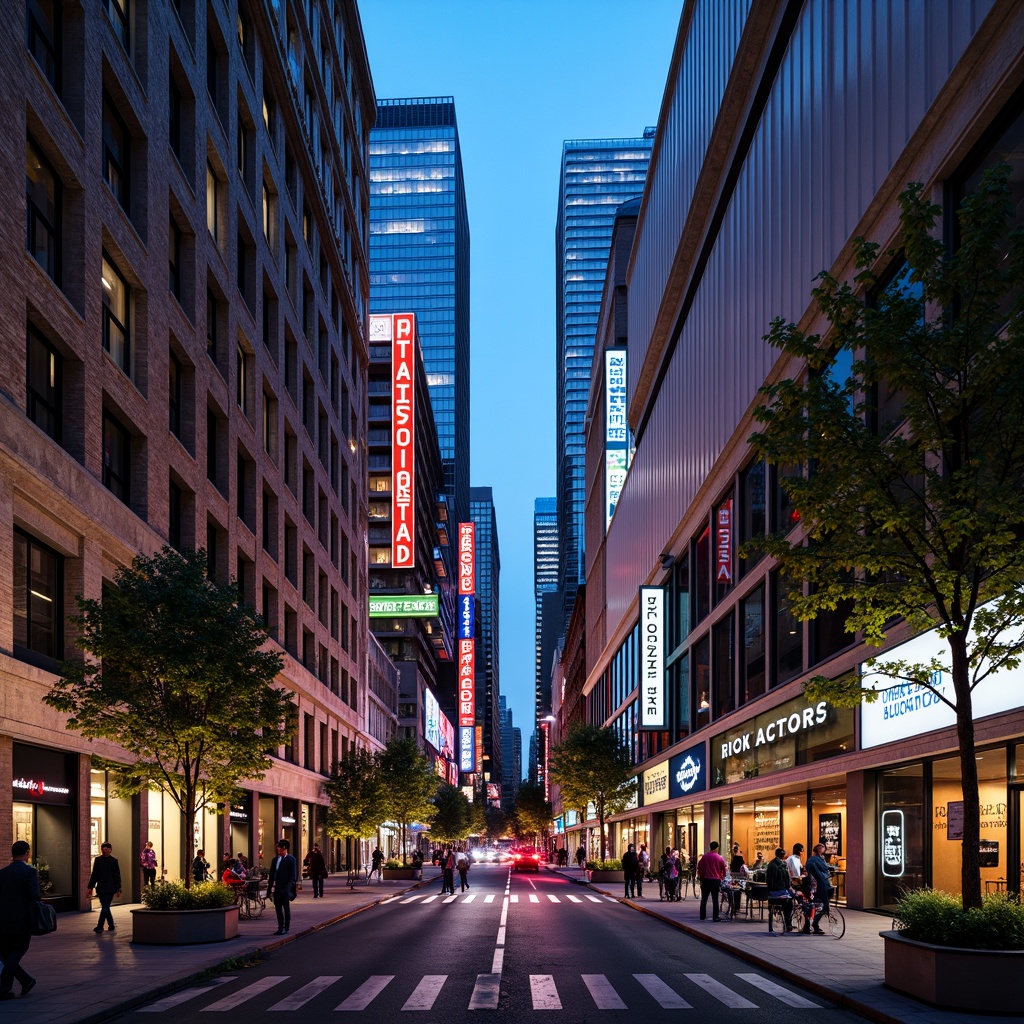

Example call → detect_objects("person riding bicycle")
804 844 833 933
766 847 794 932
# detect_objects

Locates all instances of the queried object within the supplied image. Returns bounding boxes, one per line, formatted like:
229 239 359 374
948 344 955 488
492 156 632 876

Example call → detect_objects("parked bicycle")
236 878 266 920
768 892 845 938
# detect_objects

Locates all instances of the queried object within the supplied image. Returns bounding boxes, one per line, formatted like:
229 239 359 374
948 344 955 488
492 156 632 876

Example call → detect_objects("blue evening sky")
359 1 682 773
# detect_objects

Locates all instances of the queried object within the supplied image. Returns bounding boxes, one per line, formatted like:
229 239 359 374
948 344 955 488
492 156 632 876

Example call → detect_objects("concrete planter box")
588 871 623 884
131 906 239 945
881 930 1024 1013
382 867 418 880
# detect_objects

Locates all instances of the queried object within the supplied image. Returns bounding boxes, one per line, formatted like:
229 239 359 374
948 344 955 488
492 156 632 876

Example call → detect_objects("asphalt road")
119 865 866 1022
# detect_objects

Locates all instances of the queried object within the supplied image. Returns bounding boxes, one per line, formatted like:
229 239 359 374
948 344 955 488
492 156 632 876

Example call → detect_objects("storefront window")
782 794 807 859
879 764 925 908
692 635 710 728
931 752 1007 895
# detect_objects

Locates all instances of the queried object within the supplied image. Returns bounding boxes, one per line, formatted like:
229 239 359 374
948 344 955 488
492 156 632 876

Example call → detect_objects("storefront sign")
716 498 733 583
458 593 474 640
565 810 578 827
861 600 1024 748
390 313 416 568
668 743 706 799
946 800 964 841
642 761 669 805
881 809 905 877
755 808 780 850
425 688 442 753
638 586 665 729
978 840 999 868
554 816 564 834
605 348 630 527
818 813 842 856
459 725 474 773
369 594 438 617
12 744 73 805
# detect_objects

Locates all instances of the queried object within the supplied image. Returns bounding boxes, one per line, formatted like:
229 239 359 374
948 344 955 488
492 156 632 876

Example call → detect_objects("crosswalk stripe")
442 894 458 903
529 894 540 903
586 895 602 903
566 895 582 903
399 895 421 904
468 974 500 1010
510 894 519 903
401 975 446 1011
380 896 400 904
202 977 288 1011
139 978 235 1011
462 894 477 903
336 975 394 1011
582 975 626 1010
420 895 439 903
484 894 495 903
634 974 692 1009
603 896 618 903
268 976 341 1011
684 973 758 1009
530 975 562 1010
547 894 561 903
735 973 819 1008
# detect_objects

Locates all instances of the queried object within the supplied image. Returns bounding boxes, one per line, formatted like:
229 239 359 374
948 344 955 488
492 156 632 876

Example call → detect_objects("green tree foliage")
511 781 551 845
325 748 387 842
431 783 471 843
45 547 292 885
483 805 508 842
550 724 636 859
748 165 1024 909
378 737 438 863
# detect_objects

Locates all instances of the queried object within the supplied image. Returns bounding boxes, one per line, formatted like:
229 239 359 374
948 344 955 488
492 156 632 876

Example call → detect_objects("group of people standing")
437 845 471 894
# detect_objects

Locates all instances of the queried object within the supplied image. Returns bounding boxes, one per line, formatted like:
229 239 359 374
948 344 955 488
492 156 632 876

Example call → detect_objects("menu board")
818 813 842 856
754 809 780 851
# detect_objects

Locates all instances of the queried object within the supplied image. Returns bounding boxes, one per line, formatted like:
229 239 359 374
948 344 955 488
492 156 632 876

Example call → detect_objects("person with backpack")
455 848 470 892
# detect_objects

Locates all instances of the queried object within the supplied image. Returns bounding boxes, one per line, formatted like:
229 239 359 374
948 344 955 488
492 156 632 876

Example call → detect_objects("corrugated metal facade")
608 0 996 632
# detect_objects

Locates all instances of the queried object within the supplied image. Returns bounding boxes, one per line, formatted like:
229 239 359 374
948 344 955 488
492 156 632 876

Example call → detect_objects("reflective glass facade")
369 98 470 527
534 496 558 721
556 135 653 628
470 486 501 779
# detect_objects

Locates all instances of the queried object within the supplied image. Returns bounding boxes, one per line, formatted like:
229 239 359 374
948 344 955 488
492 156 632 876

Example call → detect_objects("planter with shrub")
585 859 624 884
882 888 1024 1013
132 880 239 945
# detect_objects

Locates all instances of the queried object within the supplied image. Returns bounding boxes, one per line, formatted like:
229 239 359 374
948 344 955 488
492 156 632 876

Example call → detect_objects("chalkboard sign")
978 840 999 868
818 812 842 856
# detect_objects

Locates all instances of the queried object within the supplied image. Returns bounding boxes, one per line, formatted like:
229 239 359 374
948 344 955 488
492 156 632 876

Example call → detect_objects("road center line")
496 925 506 945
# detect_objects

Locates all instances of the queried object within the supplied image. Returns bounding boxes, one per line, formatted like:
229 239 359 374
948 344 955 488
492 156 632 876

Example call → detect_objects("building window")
206 286 218 360
169 352 182 439
236 344 250 416
206 161 218 241
740 584 766 704
102 96 129 212
693 524 711 626
101 254 130 374
14 528 62 664
26 326 61 443
169 218 181 299
27 0 61 92
262 89 275 148
104 0 128 50
26 136 61 284
169 75 181 159
263 181 275 246
205 29 218 105
738 460 766 578
773 573 804 686
102 411 130 504
169 478 183 550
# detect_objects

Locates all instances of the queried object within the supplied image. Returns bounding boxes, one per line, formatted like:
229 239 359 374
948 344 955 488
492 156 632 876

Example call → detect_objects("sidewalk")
0 870 443 1024
561 866 1011 1024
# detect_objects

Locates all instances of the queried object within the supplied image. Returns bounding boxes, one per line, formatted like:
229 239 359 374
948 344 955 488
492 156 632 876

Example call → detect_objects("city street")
118 866 861 1021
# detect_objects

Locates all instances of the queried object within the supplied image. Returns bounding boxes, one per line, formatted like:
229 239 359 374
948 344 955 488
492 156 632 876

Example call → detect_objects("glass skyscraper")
470 486 501 784
369 98 471 527
533 496 559 734
555 133 654 628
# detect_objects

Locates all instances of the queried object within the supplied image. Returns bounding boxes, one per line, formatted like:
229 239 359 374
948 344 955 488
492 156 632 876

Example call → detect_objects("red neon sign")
458 637 475 728
392 314 416 568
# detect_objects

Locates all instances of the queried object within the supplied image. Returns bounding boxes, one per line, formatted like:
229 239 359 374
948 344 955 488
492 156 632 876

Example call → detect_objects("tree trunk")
949 632 982 909
598 799 606 863
400 822 407 864
183 794 195 889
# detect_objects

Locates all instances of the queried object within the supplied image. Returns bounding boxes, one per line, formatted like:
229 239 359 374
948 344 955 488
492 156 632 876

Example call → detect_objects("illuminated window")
101 254 129 373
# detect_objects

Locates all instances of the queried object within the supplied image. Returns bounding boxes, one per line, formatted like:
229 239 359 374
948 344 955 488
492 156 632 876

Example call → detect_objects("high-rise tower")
470 486 501 789
555 134 653 630
369 98 470 528
533 497 559 760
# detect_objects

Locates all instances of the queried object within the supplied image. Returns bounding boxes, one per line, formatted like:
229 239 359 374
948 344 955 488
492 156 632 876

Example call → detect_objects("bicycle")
770 893 845 938
236 878 266 920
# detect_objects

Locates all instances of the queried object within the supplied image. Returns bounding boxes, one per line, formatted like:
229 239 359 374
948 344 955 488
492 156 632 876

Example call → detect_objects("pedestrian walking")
785 842 805 884
139 840 157 886
661 848 680 900
87 842 122 933
456 848 470 892
370 846 385 882
804 844 833 933
303 843 328 899
0 841 39 1000
766 847 795 933
440 845 456 894
621 843 639 898
267 839 298 935
191 849 210 884
696 840 727 922
575 844 586 869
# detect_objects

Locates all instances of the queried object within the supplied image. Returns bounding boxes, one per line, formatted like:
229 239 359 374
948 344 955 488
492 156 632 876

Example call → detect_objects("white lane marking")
399 895 422 904
380 896 401 904
603 896 618 903
529 894 540 903
336 975 394 1011
462 894 477 903
468 974 500 1010
566 895 582 903
496 926 506 945
268 976 342 1011
510 895 519 903
420 895 439 903
582 975 626 1010
442 894 459 903
547 894 560 903
634 974 692 1009
202 977 288 1011
735 973 819 1008
484 894 495 903
586 895 602 903
401 975 447 1011
140 978 235 1011
684 974 758 1009
529 975 562 1010
491 949 504 974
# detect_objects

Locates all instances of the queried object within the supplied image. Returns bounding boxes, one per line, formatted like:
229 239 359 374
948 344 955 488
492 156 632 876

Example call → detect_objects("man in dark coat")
303 843 327 899
0 841 39 999
87 842 122 933
621 843 639 898
267 839 298 935
766 847 794 933
804 843 833 934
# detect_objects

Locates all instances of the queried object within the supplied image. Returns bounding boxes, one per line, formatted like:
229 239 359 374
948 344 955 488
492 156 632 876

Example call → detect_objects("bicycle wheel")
769 905 787 932
826 908 845 939
790 904 806 933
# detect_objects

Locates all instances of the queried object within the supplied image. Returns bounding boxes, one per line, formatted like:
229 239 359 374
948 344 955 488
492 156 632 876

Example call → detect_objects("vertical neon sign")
391 313 416 568
458 522 476 772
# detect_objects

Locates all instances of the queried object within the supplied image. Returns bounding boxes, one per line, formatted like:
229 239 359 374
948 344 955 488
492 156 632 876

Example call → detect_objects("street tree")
431 783 471 844
325 748 387 847
550 724 636 861
45 547 292 885
747 165 1024 909
378 737 438 863
484 806 509 843
511 781 551 846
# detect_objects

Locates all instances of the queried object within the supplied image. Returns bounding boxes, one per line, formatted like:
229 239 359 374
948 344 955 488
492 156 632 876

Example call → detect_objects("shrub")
384 859 402 869
893 888 1024 950
140 879 237 911
586 859 623 872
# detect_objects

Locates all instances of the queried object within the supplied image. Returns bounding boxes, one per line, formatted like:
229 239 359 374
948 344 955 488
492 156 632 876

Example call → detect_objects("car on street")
510 847 542 872
471 847 496 863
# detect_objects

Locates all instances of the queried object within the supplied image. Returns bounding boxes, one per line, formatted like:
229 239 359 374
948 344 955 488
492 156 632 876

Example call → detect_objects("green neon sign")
369 594 439 618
